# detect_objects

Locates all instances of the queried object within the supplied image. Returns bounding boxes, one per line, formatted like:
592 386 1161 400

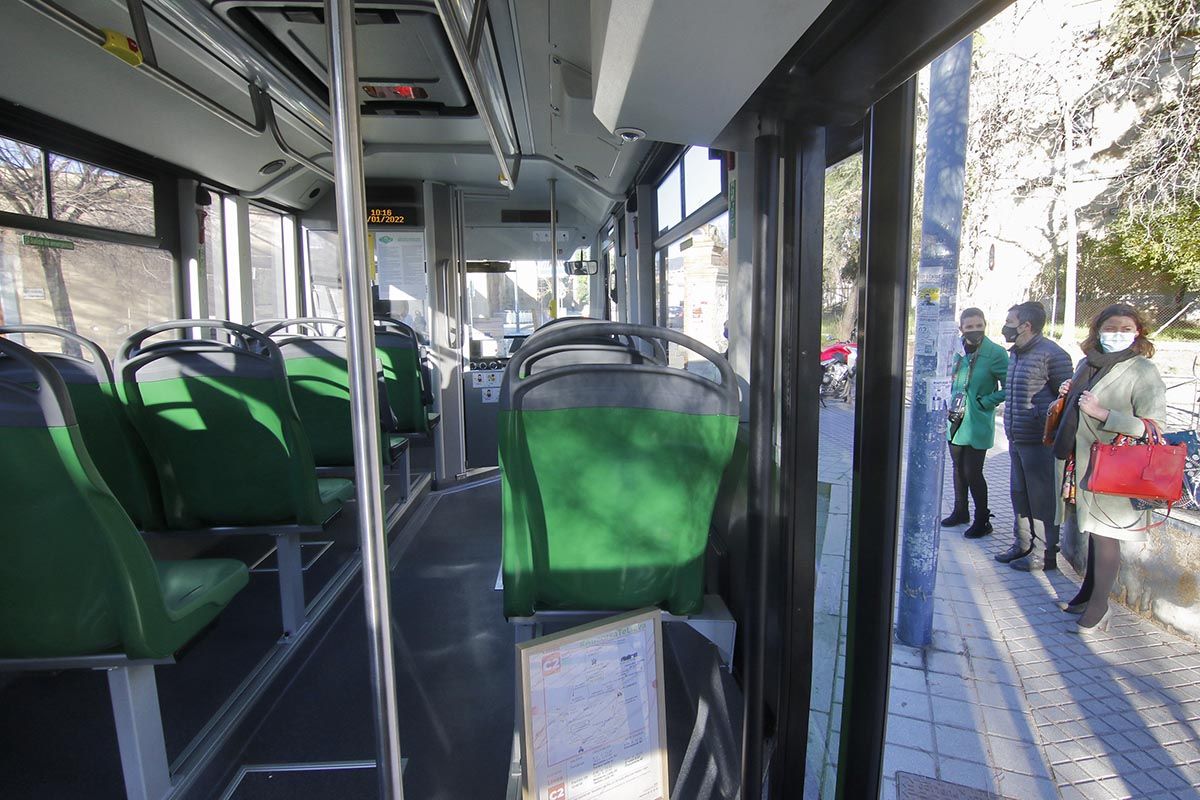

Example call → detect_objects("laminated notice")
518 609 669 800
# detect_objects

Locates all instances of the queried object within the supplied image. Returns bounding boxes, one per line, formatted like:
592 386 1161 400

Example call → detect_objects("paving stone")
992 771 1058 800
886 714 934 751
1053 759 1099 785
982 706 1039 742
1094 776 1138 799
889 687 932 721
882 745 935 780
986 735 1048 777
933 724 990 765
1121 769 1168 796
1055 783 1108 800
930 696 980 729
891 665 928 693
937 757 993 792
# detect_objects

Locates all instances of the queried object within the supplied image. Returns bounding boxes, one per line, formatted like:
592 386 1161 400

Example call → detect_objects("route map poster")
517 609 669 800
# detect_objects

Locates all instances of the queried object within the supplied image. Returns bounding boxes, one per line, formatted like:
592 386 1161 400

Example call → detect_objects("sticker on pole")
927 377 952 412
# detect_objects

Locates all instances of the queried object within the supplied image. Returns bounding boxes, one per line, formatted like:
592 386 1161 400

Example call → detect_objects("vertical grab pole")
324 1 405 797
549 177 559 318
742 132 780 800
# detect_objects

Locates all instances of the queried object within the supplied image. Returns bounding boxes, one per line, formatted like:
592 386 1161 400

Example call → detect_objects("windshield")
465 259 589 358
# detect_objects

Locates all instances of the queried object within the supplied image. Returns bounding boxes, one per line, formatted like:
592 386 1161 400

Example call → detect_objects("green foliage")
1094 202 1200 289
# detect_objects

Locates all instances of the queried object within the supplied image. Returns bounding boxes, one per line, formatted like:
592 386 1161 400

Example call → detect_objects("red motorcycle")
820 341 858 404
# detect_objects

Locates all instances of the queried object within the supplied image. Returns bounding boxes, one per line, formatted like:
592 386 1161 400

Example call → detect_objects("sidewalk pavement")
807 403 1200 800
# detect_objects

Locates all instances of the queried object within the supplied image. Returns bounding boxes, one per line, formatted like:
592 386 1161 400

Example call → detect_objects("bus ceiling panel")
588 0 834 147
716 0 1013 139
509 0 647 202
0 3 330 207
213 2 473 115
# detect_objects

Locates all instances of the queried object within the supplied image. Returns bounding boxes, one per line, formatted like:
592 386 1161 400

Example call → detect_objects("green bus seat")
499 323 740 618
0 325 165 530
374 317 434 434
116 321 340 529
261 319 402 471
277 336 359 468
0 338 247 660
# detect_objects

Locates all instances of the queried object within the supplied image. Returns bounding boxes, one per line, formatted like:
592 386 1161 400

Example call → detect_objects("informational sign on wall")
373 230 428 337
518 609 669 800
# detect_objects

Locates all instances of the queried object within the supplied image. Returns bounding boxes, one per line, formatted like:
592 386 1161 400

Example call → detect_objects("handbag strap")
1091 499 1170 532
1112 417 1165 447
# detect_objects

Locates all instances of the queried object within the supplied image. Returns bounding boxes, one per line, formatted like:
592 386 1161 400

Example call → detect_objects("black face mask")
962 330 985 349
1001 324 1020 343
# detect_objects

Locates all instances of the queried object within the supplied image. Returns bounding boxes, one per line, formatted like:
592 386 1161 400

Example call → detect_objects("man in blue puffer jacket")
998 301 1073 571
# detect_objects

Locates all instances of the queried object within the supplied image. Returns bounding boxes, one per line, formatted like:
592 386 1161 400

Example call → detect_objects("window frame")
0 134 172 252
653 146 728 244
0 105 184 322
245 201 291 323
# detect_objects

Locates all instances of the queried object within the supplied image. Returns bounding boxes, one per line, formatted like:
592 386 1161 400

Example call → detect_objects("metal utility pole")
325 0 406 796
896 35 973 648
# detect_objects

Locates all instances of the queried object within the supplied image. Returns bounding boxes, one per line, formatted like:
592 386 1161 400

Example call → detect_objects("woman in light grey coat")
1053 304 1167 632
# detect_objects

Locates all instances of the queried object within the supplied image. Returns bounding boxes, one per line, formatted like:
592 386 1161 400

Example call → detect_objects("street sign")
21 235 75 251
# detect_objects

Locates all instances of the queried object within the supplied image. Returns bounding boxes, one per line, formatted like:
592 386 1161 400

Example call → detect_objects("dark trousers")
948 443 988 517
1009 441 1060 553
1068 532 1121 626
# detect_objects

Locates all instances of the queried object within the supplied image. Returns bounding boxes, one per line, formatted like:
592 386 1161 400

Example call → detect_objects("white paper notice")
374 231 428 336
521 610 667 800
937 320 962 374
928 376 953 412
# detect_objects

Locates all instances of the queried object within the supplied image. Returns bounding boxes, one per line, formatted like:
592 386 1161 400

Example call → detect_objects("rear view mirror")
563 259 599 276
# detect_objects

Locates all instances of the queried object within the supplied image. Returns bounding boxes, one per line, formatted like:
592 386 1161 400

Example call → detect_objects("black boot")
1043 547 1059 571
995 541 1033 563
1011 548 1056 572
941 508 970 527
964 511 993 539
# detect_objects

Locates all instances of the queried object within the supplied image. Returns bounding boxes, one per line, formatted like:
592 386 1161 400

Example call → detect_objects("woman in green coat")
943 308 1009 538
1053 304 1166 633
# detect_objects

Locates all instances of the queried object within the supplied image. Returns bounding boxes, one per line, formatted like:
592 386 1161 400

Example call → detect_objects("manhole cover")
896 771 1009 800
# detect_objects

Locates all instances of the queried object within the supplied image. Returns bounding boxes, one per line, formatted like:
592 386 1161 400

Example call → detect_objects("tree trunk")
1062 99 1079 346
837 286 858 340
38 247 82 356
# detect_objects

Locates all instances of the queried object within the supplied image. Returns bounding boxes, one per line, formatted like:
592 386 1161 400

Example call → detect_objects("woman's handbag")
1084 419 1186 506
1043 396 1066 446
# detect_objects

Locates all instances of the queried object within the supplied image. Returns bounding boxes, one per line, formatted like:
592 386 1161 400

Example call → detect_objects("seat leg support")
107 665 171 800
276 531 307 638
400 449 411 503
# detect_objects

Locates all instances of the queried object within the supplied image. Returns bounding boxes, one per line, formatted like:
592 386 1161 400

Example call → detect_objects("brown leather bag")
1043 396 1065 446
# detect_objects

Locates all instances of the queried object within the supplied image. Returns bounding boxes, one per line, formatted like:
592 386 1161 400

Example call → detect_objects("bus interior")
0 1 1014 799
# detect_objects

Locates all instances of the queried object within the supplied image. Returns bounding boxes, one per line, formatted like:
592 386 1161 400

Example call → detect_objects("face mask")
1100 331 1137 353
1001 325 1020 343
962 331 985 347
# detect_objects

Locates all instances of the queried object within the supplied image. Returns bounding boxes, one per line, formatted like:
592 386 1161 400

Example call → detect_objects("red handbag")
1084 419 1186 504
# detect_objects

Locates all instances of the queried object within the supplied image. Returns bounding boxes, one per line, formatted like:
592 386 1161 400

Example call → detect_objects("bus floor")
219 479 744 800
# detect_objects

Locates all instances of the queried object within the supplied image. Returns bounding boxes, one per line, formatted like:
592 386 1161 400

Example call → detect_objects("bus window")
0 228 173 357
683 146 722 216
604 243 617 320
201 195 227 320
656 163 682 232
48 154 154 237
248 205 286 322
307 229 342 319
661 211 729 370
0 136 46 218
